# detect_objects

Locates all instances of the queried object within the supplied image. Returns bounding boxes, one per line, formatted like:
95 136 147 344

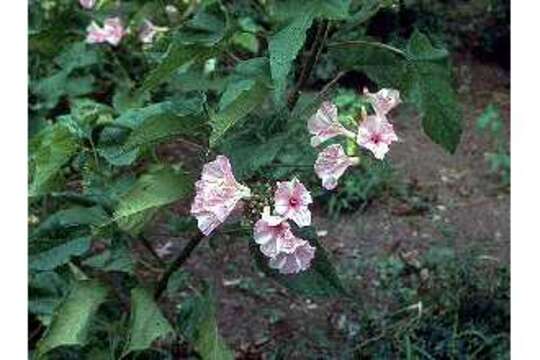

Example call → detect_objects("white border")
511 1 540 359
0 0 28 356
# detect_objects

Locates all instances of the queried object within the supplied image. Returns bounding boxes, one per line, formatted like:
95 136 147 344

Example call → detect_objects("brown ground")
145 57 510 358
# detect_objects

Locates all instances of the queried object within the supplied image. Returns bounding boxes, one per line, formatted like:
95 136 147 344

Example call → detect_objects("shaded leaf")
35 280 108 359
113 166 193 235
29 124 80 196
123 287 174 356
269 10 315 106
30 237 91 271
209 79 269 147
177 287 234 360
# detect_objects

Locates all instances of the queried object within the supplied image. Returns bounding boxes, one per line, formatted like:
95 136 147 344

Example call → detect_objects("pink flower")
254 207 296 257
308 101 356 147
86 21 107 44
79 0 96 9
364 88 401 117
274 178 313 227
314 144 360 190
268 239 316 274
86 17 126 46
357 115 398 160
102 17 126 46
139 20 159 44
190 155 251 236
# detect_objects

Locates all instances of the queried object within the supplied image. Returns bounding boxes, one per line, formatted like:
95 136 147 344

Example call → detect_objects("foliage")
28 0 468 358
476 104 510 187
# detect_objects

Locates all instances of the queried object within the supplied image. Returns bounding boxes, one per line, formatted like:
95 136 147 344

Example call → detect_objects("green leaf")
29 123 80 197
406 31 462 153
269 10 315 106
31 206 109 240
209 79 269 147
82 241 134 274
176 9 227 45
177 287 234 360
35 280 108 359
250 226 346 297
113 166 193 235
123 287 174 356
223 134 288 180
138 44 217 94
30 237 91 271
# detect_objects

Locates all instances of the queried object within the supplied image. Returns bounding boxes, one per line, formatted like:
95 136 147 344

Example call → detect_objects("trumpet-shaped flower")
364 88 401 117
79 0 96 9
268 239 316 274
190 156 251 236
357 115 398 160
274 178 313 227
314 144 360 190
308 101 355 147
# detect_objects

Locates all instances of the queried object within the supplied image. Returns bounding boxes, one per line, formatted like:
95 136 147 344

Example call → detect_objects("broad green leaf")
177 287 234 360
35 280 108 359
406 31 462 153
138 44 216 94
30 237 91 271
29 123 80 197
250 226 346 297
120 113 206 154
113 166 193 235
29 271 69 326
209 79 269 147
271 0 350 21
269 10 315 106
223 133 288 180
123 287 174 356
31 206 109 240
176 9 227 45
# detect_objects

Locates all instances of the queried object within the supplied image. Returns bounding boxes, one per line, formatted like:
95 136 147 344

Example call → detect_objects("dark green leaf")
30 237 91 271
113 166 193 235
177 287 234 360
35 280 108 359
123 287 174 356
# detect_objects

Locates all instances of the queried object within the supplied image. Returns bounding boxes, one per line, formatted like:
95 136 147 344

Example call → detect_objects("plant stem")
288 20 331 110
154 232 206 299
327 40 408 58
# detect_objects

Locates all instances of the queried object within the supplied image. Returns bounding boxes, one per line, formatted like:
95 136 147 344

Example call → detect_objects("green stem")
327 40 408 58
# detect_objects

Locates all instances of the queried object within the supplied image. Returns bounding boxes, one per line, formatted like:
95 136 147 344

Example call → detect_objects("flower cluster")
86 17 126 46
190 156 316 274
254 179 315 274
82 1 166 46
308 88 401 189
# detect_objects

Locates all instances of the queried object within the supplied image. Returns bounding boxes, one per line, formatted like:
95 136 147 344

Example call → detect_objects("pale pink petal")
314 144 360 190
364 88 401 116
253 208 293 257
307 101 355 147
86 22 106 44
190 155 251 235
273 178 312 227
268 239 316 274
79 0 96 9
103 17 126 46
357 115 398 160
